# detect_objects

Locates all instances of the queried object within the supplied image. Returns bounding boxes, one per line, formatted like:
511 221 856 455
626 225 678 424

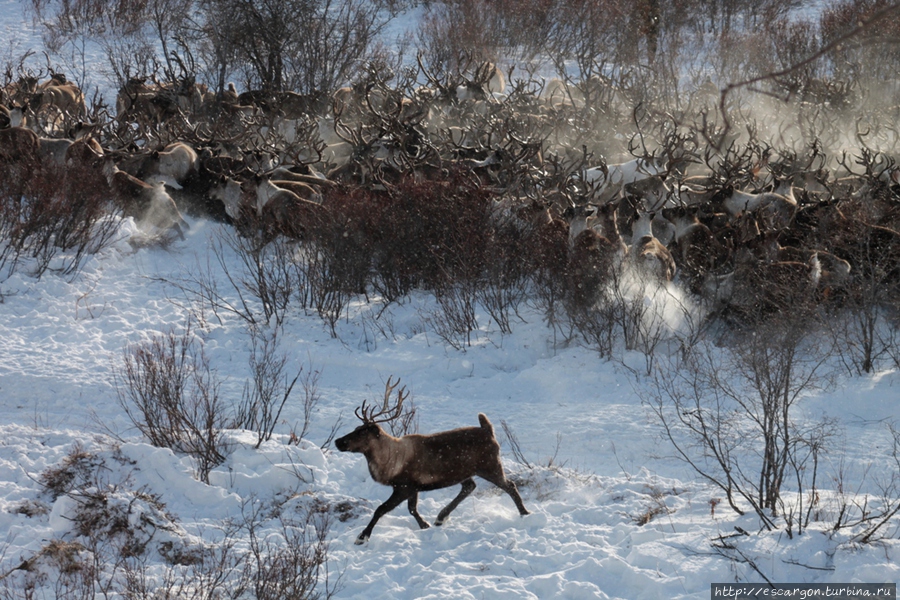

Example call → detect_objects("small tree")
197 0 396 95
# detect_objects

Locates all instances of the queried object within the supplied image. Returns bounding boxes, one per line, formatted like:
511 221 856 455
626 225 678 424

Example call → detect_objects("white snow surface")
2 3 900 599
1 217 898 599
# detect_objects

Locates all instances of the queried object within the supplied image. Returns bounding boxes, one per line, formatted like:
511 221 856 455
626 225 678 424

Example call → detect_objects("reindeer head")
335 377 411 452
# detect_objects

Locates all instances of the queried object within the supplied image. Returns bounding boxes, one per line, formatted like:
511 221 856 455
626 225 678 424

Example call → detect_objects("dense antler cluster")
3 57 900 326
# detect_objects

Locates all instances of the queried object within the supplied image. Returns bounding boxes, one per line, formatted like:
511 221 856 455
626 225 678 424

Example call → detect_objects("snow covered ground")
2 2 900 598
0 216 898 599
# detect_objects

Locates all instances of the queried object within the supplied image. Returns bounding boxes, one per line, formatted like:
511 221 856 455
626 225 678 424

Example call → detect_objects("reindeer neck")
255 179 280 215
364 431 409 485
595 204 622 243
672 213 701 241
101 159 118 184
632 211 654 240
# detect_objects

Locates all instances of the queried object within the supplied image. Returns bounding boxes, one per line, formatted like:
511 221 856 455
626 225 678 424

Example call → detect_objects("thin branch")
716 1 900 149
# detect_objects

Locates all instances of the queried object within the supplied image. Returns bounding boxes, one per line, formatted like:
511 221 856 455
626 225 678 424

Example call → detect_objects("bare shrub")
234 328 320 448
309 172 497 335
3 443 191 599
29 0 195 91
236 499 337 600
565 295 619 358
828 306 898 376
312 189 372 296
425 278 480 350
820 0 900 98
391 173 495 348
644 318 836 532
562 265 690 373
477 214 532 334
123 497 339 599
0 159 119 296
224 230 298 328
164 227 299 329
114 319 231 483
301 248 354 337
416 0 505 77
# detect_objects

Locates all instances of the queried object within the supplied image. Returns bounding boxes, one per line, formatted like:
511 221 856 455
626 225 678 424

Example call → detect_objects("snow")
2 3 900 599
1 214 897 598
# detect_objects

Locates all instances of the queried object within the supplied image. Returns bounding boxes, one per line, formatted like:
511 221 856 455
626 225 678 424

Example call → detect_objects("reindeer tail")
478 413 493 433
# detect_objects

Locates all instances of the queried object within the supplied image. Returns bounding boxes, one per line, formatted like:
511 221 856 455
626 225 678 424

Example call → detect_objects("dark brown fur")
335 412 529 544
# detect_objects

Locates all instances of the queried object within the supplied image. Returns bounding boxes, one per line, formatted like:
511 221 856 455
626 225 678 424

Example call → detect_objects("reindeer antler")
354 376 409 424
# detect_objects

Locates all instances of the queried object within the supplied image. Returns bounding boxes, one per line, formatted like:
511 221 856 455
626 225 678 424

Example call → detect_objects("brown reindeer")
0 125 40 160
31 81 86 120
99 157 189 239
335 377 530 545
150 142 199 185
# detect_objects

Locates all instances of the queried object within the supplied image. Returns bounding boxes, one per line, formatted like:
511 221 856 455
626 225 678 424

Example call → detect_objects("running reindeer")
335 377 530 544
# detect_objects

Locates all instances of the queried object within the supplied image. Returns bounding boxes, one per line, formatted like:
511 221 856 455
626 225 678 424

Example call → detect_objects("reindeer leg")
500 480 530 516
434 478 476 526
478 469 530 516
407 492 430 530
356 486 413 545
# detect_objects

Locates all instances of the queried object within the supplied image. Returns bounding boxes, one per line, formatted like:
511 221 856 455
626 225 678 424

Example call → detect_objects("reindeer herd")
5 63 900 546
2 62 900 324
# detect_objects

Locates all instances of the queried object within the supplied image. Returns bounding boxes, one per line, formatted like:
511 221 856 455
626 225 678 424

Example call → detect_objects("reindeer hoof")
354 534 368 545
433 518 444 527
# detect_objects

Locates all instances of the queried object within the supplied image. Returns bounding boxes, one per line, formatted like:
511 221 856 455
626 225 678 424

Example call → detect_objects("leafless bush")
416 0 505 77
114 318 231 483
886 315 900 370
644 318 836 532
29 0 193 90
613 275 672 366
197 0 396 96
815 422 900 545
122 497 339 598
305 173 499 343
295 187 372 335
361 174 492 297
501 419 533 470
564 291 619 359
477 216 531 335
425 278 480 350
235 328 320 448
820 0 900 100
828 306 898 376
561 268 690 373
164 228 298 329
237 504 336 600
297 244 355 337
0 161 120 296
1 443 191 599
225 230 298 328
